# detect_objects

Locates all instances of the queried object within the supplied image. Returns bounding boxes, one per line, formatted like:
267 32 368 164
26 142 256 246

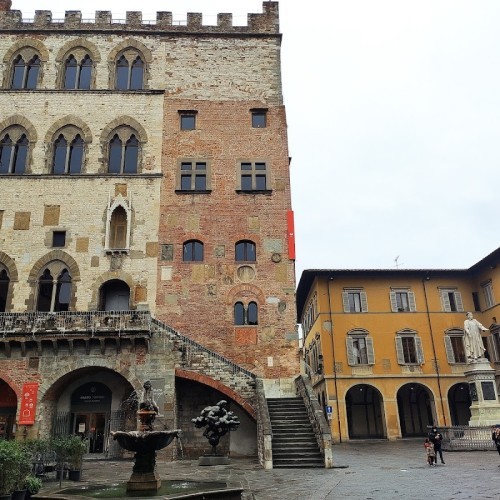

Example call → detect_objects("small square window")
180 114 196 131
52 231 66 247
252 110 267 128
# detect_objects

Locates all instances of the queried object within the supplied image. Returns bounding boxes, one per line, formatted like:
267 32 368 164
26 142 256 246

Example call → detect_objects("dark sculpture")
192 400 240 455
111 380 180 492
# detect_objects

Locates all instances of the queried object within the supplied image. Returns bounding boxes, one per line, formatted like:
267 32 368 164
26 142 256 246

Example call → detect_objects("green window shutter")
346 337 355 365
455 292 464 312
395 336 405 364
360 291 368 312
342 292 350 313
408 291 416 312
444 335 455 363
390 291 398 312
366 337 375 365
415 336 424 364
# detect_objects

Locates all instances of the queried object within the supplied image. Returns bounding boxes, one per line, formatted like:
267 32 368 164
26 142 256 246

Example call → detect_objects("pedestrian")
428 427 445 464
424 438 435 466
492 424 500 466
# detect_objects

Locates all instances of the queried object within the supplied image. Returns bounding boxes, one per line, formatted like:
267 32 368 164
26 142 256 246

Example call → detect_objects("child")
424 438 435 466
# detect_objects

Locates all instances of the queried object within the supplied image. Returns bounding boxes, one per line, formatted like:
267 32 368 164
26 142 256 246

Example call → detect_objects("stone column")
465 359 500 426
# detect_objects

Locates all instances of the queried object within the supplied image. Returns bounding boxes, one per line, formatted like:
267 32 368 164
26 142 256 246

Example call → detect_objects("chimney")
0 0 12 11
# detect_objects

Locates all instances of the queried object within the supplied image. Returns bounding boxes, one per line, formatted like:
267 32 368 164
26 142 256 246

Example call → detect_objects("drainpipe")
422 273 447 426
326 276 342 442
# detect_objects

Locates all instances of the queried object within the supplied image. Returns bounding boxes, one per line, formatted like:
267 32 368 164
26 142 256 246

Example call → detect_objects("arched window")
108 130 139 174
109 206 127 249
235 240 256 262
0 269 10 312
11 53 40 89
0 129 28 174
233 301 259 325
115 52 144 90
36 265 72 312
234 302 245 326
52 133 84 174
100 279 130 311
183 240 204 262
64 53 92 89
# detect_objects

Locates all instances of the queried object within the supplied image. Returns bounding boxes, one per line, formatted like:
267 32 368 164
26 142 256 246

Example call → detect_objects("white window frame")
439 288 464 312
346 330 375 366
342 288 368 313
104 194 131 253
390 288 416 312
395 330 424 365
444 329 466 364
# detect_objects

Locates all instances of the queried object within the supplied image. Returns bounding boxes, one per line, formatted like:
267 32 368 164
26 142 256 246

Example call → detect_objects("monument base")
126 471 161 492
464 359 500 426
198 455 230 466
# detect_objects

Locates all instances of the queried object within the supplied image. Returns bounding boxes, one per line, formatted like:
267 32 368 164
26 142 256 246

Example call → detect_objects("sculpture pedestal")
465 359 500 426
198 456 230 466
127 471 161 492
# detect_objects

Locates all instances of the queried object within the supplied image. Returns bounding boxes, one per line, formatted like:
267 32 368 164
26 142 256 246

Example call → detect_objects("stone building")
297 248 500 442
0 1 299 460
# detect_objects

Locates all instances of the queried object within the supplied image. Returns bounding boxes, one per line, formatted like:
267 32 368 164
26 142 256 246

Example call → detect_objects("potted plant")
11 442 33 500
0 439 18 498
23 476 42 500
66 436 87 481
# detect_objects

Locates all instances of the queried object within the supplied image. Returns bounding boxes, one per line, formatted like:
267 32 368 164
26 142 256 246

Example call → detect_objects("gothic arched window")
52 130 85 174
11 53 40 89
108 130 139 174
64 53 92 89
0 129 28 174
37 266 72 312
115 52 144 90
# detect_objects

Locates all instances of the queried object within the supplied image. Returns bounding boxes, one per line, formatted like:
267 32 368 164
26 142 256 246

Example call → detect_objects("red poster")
18 383 39 425
287 210 296 260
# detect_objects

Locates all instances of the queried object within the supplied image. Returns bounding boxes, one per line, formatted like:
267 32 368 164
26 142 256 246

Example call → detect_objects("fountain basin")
111 430 180 453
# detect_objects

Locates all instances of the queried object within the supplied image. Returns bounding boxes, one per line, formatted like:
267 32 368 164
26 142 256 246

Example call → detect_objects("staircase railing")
255 378 273 469
295 374 333 468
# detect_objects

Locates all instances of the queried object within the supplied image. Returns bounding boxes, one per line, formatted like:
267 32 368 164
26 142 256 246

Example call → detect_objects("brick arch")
55 37 101 63
28 251 81 284
2 38 50 64
226 283 265 306
40 365 139 403
0 371 21 399
0 251 18 281
88 271 135 310
107 38 153 65
0 115 37 143
100 116 148 144
44 115 93 144
175 368 256 420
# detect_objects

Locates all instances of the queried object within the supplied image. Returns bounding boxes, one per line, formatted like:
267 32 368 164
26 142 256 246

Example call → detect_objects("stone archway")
397 383 435 437
345 384 386 439
448 383 471 425
0 378 18 440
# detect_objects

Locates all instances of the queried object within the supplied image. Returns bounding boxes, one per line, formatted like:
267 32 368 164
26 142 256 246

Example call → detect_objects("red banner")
18 383 39 425
287 210 296 260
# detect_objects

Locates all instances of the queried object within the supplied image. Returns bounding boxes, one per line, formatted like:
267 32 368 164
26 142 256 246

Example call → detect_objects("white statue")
463 312 488 362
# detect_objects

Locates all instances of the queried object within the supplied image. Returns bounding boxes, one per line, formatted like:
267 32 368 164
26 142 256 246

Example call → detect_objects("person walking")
428 427 445 464
424 438 436 466
492 424 500 466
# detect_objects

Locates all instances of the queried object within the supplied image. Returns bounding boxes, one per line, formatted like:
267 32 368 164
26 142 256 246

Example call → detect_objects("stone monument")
463 313 500 426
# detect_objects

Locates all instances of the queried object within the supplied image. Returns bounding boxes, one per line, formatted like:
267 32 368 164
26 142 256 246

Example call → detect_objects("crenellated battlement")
0 1 279 35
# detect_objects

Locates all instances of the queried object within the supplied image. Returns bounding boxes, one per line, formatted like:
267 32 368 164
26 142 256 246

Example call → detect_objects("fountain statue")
111 381 181 492
192 400 240 465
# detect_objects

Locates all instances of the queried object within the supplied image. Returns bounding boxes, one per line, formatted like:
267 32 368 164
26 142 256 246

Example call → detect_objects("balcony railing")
0 310 152 338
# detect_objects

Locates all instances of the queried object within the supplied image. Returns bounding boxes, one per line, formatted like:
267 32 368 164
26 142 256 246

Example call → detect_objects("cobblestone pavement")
39 440 500 500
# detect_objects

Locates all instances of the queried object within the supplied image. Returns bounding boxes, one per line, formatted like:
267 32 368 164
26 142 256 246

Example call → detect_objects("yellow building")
296 248 500 442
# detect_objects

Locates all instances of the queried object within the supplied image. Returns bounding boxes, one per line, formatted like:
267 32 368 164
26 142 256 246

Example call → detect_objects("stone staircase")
267 397 324 468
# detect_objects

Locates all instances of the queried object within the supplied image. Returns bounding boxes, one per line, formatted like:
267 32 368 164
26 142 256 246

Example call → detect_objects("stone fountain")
111 381 181 492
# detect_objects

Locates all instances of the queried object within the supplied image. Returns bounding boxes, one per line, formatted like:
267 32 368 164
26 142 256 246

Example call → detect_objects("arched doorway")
0 379 17 439
397 383 434 437
43 367 135 456
71 382 112 453
346 384 386 439
448 383 471 425
100 279 130 311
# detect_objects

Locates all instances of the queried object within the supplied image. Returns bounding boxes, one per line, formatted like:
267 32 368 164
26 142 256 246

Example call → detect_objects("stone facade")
0 2 298 458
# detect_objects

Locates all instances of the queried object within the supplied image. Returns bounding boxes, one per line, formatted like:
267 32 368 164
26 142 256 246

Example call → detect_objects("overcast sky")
12 1 500 279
